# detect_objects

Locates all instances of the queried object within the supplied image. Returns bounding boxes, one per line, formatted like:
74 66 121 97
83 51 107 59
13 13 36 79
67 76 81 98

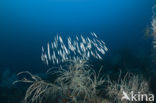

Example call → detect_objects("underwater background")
0 0 156 103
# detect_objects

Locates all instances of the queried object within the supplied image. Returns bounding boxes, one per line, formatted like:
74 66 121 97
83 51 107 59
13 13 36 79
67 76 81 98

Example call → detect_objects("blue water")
1 1 156 103
0 0 155 72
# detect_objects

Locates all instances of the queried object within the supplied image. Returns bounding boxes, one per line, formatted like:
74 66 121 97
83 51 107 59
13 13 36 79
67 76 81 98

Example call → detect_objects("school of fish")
41 32 108 65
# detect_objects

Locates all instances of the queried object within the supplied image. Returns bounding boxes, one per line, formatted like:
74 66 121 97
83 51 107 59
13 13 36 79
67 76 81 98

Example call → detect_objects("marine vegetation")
106 72 151 103
14 60 107 103
152 5 156 49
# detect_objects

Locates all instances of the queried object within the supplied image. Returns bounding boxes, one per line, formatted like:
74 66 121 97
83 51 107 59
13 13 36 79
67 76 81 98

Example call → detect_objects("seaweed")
106 71 151 103
14 60 106 103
